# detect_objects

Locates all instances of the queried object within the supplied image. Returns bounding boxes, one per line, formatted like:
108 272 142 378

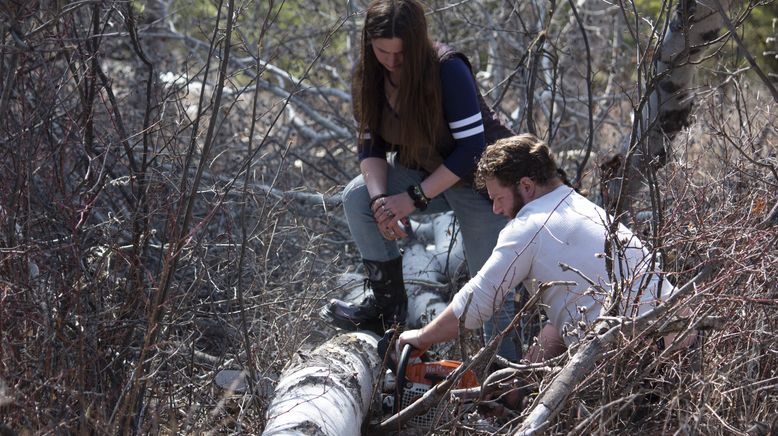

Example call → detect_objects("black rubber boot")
320 257 408 334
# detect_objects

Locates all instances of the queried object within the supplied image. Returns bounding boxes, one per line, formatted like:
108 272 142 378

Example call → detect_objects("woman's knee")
342 176 368 213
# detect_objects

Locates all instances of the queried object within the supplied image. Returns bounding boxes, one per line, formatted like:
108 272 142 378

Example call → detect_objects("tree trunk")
262 332 381 436
605 0 731 211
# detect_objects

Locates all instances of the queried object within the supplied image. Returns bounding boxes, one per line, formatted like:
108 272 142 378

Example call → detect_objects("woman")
321 0 518 360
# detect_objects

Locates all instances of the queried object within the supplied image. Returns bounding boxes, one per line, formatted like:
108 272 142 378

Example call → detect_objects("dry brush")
0 0 776 434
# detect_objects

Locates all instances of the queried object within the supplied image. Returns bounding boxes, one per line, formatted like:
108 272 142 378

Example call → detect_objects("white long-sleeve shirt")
450 185 674 344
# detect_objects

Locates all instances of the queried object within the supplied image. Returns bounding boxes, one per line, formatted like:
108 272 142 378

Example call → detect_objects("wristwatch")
407 184 430 211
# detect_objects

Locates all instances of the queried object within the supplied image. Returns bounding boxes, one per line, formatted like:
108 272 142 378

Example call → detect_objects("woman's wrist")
406 184 430 211
369 193 388 208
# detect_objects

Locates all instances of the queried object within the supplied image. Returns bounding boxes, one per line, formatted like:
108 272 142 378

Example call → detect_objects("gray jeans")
342 157 519 360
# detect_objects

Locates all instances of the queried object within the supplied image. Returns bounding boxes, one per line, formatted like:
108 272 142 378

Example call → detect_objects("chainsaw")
377 329 479 428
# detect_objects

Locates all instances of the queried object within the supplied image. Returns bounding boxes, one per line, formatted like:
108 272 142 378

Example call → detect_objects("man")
399 133 676 361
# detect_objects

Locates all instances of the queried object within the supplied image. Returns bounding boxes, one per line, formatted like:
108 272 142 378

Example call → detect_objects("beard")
509 188 526 218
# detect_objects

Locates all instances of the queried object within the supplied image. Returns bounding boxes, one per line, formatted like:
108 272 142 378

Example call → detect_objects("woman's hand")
371 192 415 240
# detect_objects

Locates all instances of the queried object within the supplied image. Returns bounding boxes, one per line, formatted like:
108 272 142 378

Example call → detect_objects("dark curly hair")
475 133 560 189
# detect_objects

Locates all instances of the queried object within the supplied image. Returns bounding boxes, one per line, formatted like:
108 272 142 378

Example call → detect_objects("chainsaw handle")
395 343 413 409
378 329 429 374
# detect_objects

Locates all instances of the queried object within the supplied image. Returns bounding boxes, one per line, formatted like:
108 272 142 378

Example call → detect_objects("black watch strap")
407 184 430 211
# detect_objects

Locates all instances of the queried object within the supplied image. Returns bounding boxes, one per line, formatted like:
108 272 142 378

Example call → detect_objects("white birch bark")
607 0 731 209
266 215 463 433
403 242 445 284
431 212 466 281
262 332 381 436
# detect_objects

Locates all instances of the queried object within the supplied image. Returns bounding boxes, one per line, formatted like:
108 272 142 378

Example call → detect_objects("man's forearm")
416 305 461 348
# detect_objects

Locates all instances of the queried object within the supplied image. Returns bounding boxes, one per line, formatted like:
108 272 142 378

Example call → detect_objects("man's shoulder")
511 186 598 227
505 205 548 234
529 185 577 210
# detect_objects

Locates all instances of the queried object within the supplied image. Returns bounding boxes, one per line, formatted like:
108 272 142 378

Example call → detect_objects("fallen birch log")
262 332 381 436
405 285 449 330
403 240 451 329
431 212 466 280
262 214 464 434
402 241 445 284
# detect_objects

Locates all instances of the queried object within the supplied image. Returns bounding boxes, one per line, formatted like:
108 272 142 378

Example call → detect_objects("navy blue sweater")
357 57 489 178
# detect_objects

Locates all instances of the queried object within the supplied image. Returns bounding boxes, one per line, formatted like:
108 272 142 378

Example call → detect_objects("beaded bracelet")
369 193 388 208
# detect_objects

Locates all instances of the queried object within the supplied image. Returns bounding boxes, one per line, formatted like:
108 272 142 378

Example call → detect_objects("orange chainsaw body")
403 359 478 389
392 360 478 427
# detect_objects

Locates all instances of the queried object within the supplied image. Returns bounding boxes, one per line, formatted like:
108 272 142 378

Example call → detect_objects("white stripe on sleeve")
448 113 482 129
451 125 485 140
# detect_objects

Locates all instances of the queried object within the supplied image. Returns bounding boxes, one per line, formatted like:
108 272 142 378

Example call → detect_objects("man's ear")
518 177 534 194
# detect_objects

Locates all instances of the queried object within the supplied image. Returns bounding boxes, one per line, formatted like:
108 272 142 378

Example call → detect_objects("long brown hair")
353 0 443 164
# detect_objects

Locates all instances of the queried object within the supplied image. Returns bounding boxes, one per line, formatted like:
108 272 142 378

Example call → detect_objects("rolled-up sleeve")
357 129 389 161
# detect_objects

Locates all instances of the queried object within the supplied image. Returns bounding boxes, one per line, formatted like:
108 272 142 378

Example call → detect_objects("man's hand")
396 328 430 359
394 306 461 360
